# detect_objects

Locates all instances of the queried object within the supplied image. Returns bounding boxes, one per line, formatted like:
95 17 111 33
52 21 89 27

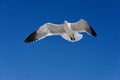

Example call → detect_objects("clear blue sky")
0 0 120 80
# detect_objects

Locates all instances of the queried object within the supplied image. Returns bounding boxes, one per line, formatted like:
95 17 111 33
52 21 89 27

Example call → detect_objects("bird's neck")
64 22 71 29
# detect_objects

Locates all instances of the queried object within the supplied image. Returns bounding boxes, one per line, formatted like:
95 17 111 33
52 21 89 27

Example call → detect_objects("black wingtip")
90 26 97 37
85 25 97 37
24 31 38 44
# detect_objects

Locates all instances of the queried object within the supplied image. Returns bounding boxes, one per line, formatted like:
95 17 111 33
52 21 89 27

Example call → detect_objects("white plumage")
24 19 97 43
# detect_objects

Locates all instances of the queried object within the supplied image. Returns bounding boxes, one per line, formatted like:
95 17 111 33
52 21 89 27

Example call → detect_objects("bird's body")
24 19 97 43
61 21 82 42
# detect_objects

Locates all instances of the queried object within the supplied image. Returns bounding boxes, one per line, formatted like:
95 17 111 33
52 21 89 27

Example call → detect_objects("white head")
64 20 68 23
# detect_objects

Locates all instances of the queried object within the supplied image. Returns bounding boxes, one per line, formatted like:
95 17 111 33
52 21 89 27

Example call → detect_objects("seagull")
24 19 97 43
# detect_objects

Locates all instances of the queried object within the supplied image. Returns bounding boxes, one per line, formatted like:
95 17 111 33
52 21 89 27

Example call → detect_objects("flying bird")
24 19 97 43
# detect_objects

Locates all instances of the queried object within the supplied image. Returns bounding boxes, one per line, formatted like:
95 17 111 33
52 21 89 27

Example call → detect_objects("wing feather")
71 19 97 37
24 23 64 43
45 23 65 34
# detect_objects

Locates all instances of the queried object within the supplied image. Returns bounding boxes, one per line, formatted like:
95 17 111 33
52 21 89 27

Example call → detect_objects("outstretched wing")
71 19 97 37
45 23 65 34
24 23 64 43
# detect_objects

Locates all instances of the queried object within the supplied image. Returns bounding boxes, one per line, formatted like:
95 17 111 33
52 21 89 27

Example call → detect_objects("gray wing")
24 23 64 43
71 19 97 37
45 23 65 34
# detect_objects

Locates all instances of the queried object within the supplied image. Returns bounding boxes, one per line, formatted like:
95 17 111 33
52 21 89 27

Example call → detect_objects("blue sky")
0 0 120 80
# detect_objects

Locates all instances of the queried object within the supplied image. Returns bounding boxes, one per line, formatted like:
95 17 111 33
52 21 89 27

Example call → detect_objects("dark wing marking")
71 19 97 37
24 29 49 43
24 23 64 43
